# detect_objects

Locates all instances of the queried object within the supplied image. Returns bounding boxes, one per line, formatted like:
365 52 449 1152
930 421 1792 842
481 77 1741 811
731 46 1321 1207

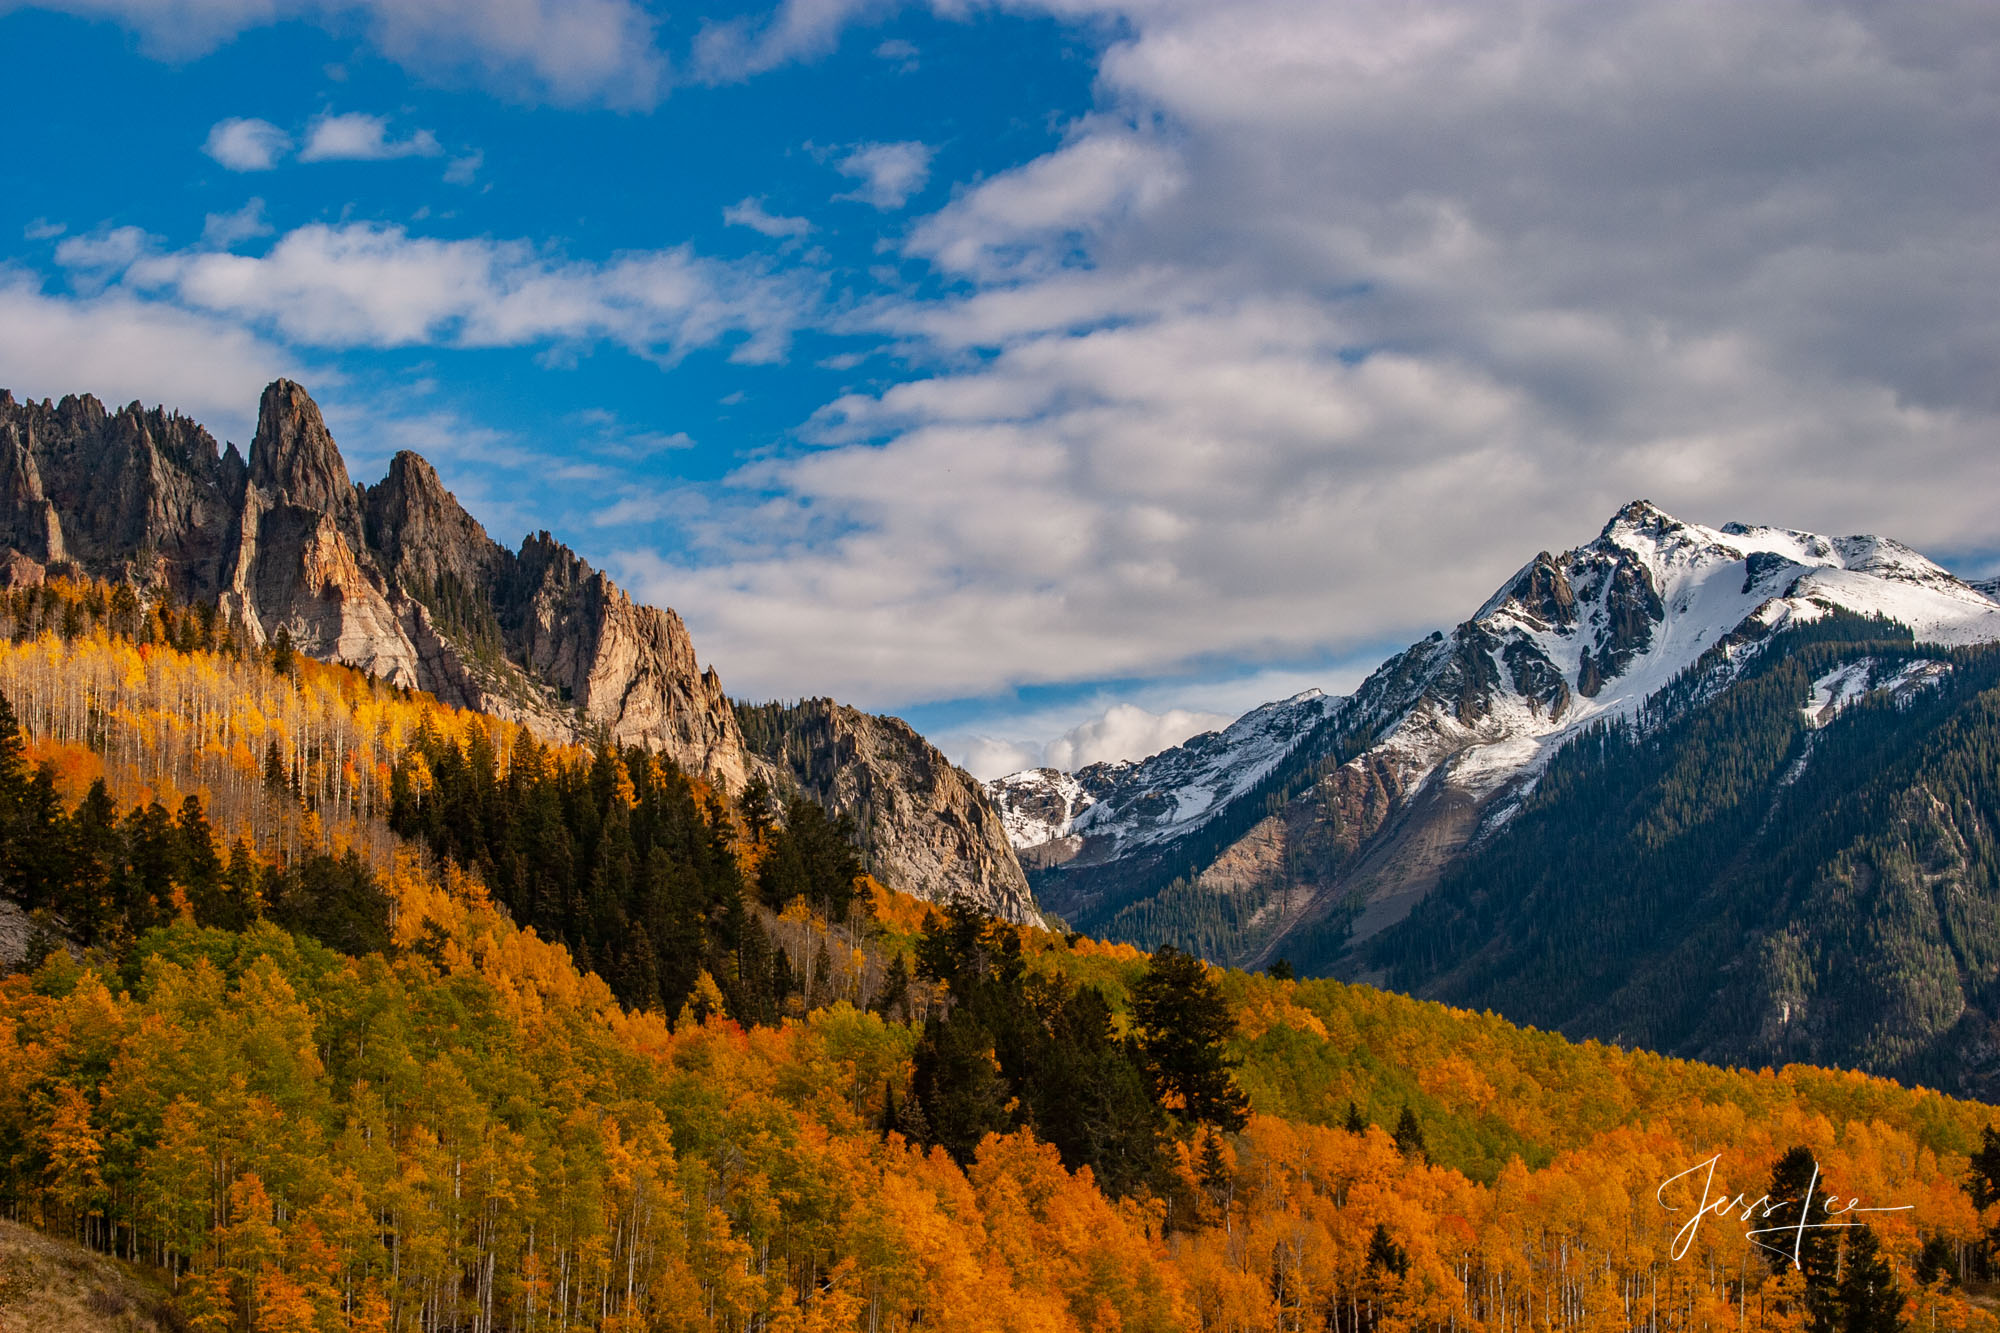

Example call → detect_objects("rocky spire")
0 377 1040 920
0 420 63 565
364 450 508 595
249 380 364 542
0 391 231 587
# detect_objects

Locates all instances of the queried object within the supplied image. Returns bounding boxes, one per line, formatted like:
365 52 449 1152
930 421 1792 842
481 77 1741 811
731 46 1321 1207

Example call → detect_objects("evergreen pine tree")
263 738 290 798
874 952 912 1021
1198 1130 1230 1214
910 1009 1011 1164
1129 945 1250 1134
893 1085 931 1144
1913 1236 1956 1289
65 781 119 940
1366 1223 1409 1278
1393 1105 1428 1160
740 776 776 843
879 1079 898 1140
1766 1146 1842 1333
12 763 73 912
175 795 222 900
1021 980 1164 1199
1966 1124 2000 1209
21 909 62 973
215 840 262 931
107 584 138 638
0 689 28 834
1836 1224 1907 1333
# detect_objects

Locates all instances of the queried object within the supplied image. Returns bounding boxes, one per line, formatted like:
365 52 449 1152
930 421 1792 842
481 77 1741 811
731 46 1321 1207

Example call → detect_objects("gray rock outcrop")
0 379 1033 919
739 698 1042 923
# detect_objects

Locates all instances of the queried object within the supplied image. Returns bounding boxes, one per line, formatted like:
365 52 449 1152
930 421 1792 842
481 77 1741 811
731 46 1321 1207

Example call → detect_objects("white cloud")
203 117 292 171
906 130 1184 277
693 0 891 81
614 0 2000 720
444 150 484 185
568 408 697 461
941 703 1232 781
201 198 272 249
123 222 815 364
835 141 933 210
1044 703 1232 771
52 226 155 290
0 268 300 441
957 737 1040 782
22 219 65 241
639 297 1575 705
874 37 918 71
299 113 444 162
724 197 814 240
23 0 665 107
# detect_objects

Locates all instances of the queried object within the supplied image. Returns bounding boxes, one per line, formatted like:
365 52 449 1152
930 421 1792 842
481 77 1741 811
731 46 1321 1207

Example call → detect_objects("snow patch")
1803 658 1950 728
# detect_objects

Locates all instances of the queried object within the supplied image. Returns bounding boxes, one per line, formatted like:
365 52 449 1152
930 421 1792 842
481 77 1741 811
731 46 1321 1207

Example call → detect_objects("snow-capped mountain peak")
992 501 2000 958
1391 502 2000 797
987 689 1340 871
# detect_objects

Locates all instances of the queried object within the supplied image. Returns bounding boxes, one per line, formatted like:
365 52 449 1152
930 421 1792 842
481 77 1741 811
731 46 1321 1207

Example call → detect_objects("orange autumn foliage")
2 583 1999 1331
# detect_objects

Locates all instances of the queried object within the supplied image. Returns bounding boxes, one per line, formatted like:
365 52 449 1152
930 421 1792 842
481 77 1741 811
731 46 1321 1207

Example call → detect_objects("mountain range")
7 377 2000 1331
0 380 1036 922
14 377 2000 1093
990 501 2000 1091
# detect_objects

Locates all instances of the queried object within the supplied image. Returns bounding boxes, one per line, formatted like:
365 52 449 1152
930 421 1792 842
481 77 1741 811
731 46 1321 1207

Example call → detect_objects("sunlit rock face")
0 379 1037 921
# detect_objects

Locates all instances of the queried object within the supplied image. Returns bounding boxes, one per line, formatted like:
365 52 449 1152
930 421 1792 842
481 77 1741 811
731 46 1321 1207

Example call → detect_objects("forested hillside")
6 586 2000 1331
0 577 893 1019
1371 613 2000 1097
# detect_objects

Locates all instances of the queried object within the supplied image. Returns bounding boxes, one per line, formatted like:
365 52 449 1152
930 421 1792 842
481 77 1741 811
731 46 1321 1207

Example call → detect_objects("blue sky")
6 0 2000 777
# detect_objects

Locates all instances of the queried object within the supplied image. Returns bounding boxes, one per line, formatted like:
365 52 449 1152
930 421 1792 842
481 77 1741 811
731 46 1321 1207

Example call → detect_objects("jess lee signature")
1656 1155 1913 1266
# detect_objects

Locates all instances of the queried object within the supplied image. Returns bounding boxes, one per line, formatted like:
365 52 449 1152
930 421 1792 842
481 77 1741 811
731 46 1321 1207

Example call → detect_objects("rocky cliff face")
506 534 752 789
365 449 508 598
997 501 2000 969
0 379 1034 919
0 380 750 773
739 698 1041 923
0 389 240 588
218 383 432 689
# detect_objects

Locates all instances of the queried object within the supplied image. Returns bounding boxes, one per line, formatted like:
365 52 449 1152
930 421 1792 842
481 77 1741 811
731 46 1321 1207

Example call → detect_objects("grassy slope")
0 1218 173 1332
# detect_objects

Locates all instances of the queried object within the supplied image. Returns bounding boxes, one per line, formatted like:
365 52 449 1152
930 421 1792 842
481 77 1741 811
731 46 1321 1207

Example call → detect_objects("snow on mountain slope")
988 765 1122 861
1802 657 1951 728
1383 504 2000 803
991 501 2000 957
988 690 1340 870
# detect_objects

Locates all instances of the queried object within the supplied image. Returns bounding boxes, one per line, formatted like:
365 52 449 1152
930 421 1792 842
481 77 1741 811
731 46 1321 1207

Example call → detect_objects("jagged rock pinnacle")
0 377 1039 919
250 380 364 540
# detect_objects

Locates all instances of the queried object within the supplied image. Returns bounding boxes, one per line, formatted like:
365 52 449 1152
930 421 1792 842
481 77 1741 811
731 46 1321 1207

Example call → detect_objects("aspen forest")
6 579 2000 1333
